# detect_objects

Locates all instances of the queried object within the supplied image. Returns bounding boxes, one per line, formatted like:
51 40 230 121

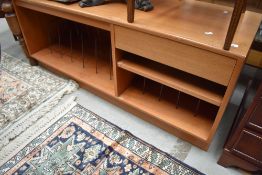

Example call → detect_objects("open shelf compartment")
15 0 261 150
115 50 223 141
18 7 114 95
119 76 218 141
117 51 226 106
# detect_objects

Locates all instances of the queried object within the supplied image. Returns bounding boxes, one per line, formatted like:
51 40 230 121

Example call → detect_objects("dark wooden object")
1 0 38 65
223 0 246 50
127 0 135 23
0 0 5 18
126 0 247 51
218 81 262 173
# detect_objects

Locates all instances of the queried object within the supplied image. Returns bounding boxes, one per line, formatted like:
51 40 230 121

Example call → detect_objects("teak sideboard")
13 0 262 150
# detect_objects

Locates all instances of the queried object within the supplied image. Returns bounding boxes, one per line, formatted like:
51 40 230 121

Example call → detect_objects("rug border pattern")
0 104 204 175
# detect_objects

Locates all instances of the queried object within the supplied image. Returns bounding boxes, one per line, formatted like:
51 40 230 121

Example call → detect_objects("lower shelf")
119 77 217 141
117 53 225 106
32 45 114 96
32 45 216 147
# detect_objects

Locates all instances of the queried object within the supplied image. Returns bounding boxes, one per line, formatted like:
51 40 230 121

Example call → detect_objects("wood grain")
32 45 115 96
127 0 135 23
208 58 244 143
117 59 224 106
246 49 262 68
15 0 262 59
224 0 246 50
13 0 261 150
119 84 215 141
115 26 236 86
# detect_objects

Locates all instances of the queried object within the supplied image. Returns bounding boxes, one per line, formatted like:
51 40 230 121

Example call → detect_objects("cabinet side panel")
13 6 56 55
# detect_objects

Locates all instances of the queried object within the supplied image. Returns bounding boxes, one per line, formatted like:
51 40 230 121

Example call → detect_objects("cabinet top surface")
15 0 262 59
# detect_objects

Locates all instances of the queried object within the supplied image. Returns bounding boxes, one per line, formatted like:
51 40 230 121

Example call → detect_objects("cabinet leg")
28 58 38 66
19 38 38 66
127 0 135 23
223 0 245 50
218 150 261 172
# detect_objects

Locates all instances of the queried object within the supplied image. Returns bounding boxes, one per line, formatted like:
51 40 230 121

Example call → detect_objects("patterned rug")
0 52 78 150
0 100 203 175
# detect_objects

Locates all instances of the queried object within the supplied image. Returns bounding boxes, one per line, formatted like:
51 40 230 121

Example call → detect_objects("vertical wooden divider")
110 24 134 96
207 59 244 144
13 7 54 55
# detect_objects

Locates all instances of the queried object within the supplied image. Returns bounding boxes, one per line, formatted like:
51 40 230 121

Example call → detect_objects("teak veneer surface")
15 0 261 59
13 0 262 150
117 59 224 106
32 46 115 96
115 26 236 86
119 84 215 141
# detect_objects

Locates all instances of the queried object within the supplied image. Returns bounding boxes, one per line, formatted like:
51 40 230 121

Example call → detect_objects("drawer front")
115 26 236 86
247 96 262 133
232 129 262 167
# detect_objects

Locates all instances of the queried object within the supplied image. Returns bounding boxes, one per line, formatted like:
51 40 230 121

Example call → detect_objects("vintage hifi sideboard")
13 0 261 150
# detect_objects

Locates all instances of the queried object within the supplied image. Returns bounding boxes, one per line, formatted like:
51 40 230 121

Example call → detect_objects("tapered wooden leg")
223 0 245 50
127 0 135 23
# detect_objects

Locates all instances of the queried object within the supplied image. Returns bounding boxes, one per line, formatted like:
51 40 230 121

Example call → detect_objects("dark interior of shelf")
118 51 226 106
130 76 218 119
46 17 112 63
119 75 218 139
124 51 226 92
252 22 262 51
22 9 115 94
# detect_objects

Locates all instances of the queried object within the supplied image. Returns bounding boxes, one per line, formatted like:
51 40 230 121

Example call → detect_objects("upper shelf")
15 0 261 59
117 58 224 106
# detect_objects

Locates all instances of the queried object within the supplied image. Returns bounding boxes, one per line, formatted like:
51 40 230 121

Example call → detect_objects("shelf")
13 0 261 150
118 56 225 106
15 0 261 59
119 77 217 141
32 45 114 96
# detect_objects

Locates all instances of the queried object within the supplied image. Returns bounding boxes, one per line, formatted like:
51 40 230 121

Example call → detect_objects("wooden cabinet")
218 82 262 172
247 99 262 133
13 0 261 150
115 26 236 86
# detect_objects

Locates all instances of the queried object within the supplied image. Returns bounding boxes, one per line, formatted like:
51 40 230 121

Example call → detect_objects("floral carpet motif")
0 52 77 129
0 71 29 106
0 104 204 175
0 52 78 151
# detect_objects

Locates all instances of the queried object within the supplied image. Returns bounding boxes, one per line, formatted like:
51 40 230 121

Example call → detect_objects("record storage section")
13 0 261 150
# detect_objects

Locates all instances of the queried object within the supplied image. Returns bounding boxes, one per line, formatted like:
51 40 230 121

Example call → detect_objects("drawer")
232 129 262 167
114 26 236 86
247 96 262 133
